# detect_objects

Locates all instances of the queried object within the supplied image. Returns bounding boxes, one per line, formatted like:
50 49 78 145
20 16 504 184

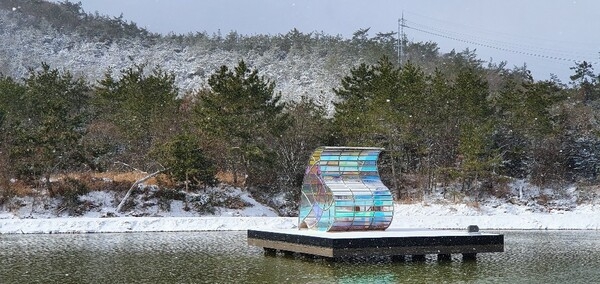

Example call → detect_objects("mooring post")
467 225 479 233
437 254 452 261
412 254 426 262
300 253 318 259
391 255 406 262
264 248 277 257
464 225 479 261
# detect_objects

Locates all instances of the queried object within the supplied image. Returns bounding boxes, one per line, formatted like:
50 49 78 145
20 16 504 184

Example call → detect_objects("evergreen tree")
491 76 562 179
93 64 180 168
152 133 217 189
0 76 25 129
332 62 377 145
194 60 287 187
452 66 494 193
333 57 430 196
0 75 26 183
570 61 598 103
333 56 404 146
426 68 457 162
393 61 428 160
5 63 90 187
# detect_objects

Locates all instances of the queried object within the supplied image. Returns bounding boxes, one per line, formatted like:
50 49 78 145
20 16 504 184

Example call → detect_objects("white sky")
50 0 600 82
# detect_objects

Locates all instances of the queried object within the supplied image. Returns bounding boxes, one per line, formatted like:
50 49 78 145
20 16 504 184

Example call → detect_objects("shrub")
152 188 186 201
152 133 218 189
151 188 186 212
188 194 217 214
480 175 512 199
0 189 9 207
51 177 90 215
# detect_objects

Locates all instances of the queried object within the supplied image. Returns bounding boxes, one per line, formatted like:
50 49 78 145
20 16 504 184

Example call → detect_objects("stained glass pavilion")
298 147 394 231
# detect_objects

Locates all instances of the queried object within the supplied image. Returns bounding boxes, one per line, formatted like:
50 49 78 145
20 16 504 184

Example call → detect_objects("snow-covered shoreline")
1 203 598 234
0 217 296 234
2 184 599 234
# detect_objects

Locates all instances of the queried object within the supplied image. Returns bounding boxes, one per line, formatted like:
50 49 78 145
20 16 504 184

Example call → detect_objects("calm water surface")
1 230 599 283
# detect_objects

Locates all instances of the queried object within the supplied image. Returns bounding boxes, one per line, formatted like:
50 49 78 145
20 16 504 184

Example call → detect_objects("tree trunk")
116 169 165 213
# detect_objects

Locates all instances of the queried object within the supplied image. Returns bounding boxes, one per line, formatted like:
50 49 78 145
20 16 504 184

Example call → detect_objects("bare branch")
113 161 146 174
116 168 167 213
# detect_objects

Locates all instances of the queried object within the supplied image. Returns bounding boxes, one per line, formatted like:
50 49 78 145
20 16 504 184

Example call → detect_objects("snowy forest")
1 0 600 214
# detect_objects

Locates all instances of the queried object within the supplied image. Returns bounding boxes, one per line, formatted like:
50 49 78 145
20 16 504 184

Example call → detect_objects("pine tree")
152 133 217 189
332 56 405 146
452 66 494 192
93 64 180 168
332 62 377 145
194 60 287 187
0 75 26 184
570 61 598 103
6 63 91 187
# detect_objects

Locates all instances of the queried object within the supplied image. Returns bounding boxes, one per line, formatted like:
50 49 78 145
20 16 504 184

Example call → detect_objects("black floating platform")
248 228 503 260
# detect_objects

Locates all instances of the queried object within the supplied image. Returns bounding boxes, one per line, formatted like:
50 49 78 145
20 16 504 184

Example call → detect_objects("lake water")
1 230 599 283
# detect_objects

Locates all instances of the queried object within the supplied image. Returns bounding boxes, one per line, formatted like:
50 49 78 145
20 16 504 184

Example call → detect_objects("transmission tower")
398 13 406 66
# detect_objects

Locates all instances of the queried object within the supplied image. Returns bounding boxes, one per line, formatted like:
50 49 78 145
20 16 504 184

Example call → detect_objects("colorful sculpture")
298 147 394 231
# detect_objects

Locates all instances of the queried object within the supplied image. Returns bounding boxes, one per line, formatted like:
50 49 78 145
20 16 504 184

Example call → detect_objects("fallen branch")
113 161 145 173
116 168 166 213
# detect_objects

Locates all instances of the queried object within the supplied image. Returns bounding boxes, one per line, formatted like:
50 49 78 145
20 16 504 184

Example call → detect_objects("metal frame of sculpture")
298 147 394 231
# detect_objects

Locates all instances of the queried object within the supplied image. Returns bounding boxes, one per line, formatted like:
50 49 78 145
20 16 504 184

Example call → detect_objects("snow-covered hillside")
0 9 354 113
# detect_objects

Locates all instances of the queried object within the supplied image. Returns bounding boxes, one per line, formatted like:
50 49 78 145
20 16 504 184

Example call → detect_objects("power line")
402 10 599 49
401 17 599 66
404 20 598 59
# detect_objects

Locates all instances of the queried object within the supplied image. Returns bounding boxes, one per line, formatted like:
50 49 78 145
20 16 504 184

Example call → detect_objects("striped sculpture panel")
298 147 394 231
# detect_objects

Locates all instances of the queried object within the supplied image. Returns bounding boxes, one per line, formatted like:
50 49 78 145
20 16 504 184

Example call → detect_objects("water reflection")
1 231 599 283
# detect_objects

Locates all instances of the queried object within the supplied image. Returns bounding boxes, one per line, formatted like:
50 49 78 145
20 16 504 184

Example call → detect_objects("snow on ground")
1 180 599 234
1 201 598 234
391 203 600 230
2 186 280 219
0 217 298 234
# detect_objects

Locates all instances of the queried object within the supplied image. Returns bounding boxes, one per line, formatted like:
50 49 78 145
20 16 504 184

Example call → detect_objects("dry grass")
215 171 245 187
466 200 481 209
51 171 164 184
7 180 35 197
50 171 160 184
396 196 420 204
577 185 600 204
90 171 160 185
3 169 229 198
537 194 550 206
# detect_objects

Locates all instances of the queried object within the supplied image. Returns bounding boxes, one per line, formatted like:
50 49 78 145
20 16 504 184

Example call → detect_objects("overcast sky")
52 0 600 82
